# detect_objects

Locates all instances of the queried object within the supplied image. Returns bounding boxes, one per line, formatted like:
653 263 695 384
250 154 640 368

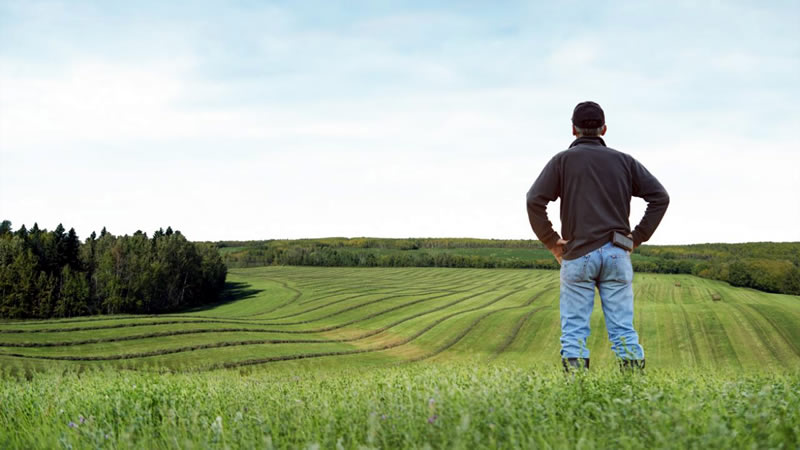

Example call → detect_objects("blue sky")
1 1 798 243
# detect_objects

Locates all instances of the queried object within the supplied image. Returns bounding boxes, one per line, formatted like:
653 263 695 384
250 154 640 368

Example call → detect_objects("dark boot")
562 357 590 373
619 359 645 372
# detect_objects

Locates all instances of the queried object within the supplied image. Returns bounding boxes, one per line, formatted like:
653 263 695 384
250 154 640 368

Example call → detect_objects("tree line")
217 237 550 251
0 221 227 319
221 246 561 271
219 238 800 296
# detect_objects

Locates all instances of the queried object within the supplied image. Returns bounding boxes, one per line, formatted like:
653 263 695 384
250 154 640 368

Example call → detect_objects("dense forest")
218 238 800 296
0 221 227 319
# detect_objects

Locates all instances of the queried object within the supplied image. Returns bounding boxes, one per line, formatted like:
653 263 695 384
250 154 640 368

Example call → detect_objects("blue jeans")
559 241 644 360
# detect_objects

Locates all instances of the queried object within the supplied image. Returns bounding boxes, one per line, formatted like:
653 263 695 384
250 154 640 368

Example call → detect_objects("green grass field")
1 266 799 448
2 266 798 371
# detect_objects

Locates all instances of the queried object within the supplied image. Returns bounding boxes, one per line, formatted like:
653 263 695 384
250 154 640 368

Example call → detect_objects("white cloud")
0 61 186 146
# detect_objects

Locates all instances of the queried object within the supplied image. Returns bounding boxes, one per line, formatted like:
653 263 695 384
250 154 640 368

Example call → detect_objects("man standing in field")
526 101 669 372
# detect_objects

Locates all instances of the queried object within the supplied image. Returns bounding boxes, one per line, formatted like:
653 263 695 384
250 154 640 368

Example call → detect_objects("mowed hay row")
251 290 467 326
322 288 526 344
1 266 799 371
312 288 542 361
392 288 549 362
0 322 327 347
423 305 549 363
1 331 334 359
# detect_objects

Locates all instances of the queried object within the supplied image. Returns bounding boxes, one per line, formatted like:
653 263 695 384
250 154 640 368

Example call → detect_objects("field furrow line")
0 328 313 347
489 305 543 359
256 289 464 321
4 292 522 359
403 294 551 363
743 304 800 358
0 315 147 326
179 288 453 322
700 303 740 366
294 290 497 333
678 303 700 366
338 287 541 345
294 285 454 307
728 303 786 366
0 292 507 351
205 288 554 371
294 273 430 292
232 278 303 316
0 319 281 334
240 291 458 326
1 338 334 361
0 289 508 350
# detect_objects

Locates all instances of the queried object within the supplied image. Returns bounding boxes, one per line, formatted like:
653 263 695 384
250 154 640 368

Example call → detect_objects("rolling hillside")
1 266 799 372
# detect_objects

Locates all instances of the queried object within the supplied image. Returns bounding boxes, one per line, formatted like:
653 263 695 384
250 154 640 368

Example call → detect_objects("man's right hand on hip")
550 239 569 264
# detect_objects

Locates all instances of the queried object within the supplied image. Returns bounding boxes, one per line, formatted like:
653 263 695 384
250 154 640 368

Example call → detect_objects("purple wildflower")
68 421 78 428
79 415 86 424
427 414 438 424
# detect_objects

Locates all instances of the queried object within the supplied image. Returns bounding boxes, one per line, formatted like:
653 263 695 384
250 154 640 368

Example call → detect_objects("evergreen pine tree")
65 228 81 270
53 223 65 239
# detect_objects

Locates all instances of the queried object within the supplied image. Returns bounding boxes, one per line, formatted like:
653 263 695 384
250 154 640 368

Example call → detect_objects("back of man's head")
572 101 606 137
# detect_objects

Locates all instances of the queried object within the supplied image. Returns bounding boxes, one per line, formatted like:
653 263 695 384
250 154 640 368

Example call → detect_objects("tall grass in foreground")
1 363 797 449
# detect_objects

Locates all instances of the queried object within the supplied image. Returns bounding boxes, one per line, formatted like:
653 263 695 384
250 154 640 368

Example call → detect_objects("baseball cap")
571 101 605 128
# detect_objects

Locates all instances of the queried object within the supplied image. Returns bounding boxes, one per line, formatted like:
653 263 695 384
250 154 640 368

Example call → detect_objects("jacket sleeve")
630 158 669 247
526 156 562 248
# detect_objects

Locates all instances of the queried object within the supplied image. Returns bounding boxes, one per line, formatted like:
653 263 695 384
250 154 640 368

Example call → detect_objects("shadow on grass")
181 281 264 313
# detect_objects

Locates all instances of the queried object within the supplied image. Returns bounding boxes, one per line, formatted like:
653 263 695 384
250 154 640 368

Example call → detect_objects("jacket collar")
569 136 607 148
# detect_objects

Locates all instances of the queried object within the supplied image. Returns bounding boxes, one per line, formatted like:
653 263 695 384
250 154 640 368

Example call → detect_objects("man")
526 101 669 372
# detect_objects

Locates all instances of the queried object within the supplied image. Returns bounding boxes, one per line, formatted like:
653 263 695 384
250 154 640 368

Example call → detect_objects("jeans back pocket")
609 253 634 283
561 256 590 283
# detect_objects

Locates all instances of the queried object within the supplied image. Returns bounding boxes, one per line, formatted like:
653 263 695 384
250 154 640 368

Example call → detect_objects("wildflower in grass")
211 416 223 434
79 415 86 424
68 421 77 429
427 414 438 424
